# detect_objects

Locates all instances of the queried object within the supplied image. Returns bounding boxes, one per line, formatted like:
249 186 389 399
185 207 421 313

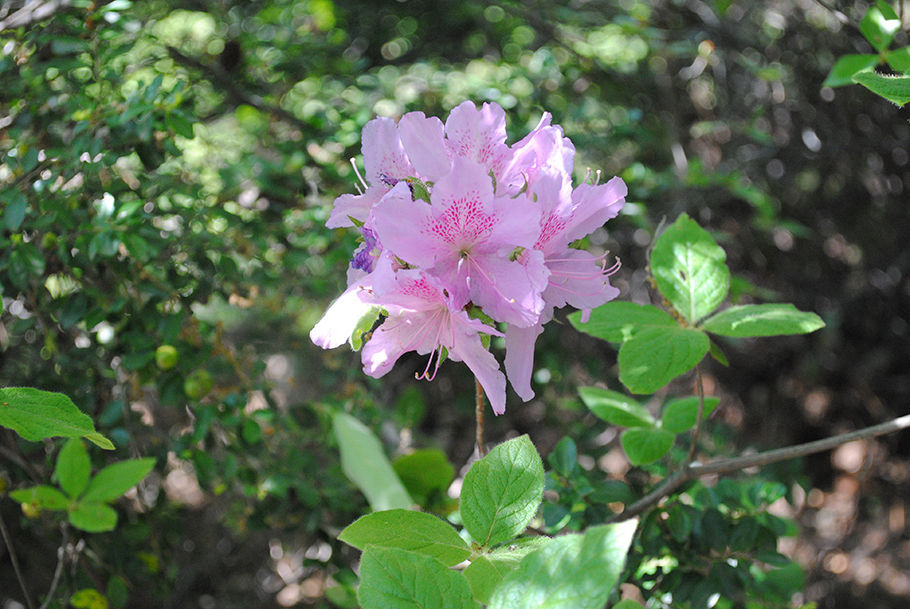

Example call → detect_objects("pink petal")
543 248 620 317
398 112 451 181
310 281 376 350
563 176 627 243
444 101 511 177
468 250 549 327
362 117 414 185
326 185 385 229
371 182 438 268
504 323 544 402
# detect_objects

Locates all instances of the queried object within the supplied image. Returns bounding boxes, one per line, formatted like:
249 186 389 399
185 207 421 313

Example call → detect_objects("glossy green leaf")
621 428 676 465
618 326 710 394
0 388 111 447
650 214 729 323
547 437 577 477
885 46 910 73
661 396 720 433
9 485 70 510
822 54 879 87
392 449 455 507
568 301 676 343
578 387 655 428
852 69 910 106
332 412 412 511
81 458 156 503
701 303 825 337
463 538 552 605
338 509 471 566
860 3 900 52
460 435 544 547
357 546 477 609
69 501 118 533
56 438 91 498
488 520 637 609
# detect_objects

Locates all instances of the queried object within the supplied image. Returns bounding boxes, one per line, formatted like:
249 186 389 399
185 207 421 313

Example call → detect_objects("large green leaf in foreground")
358 546 477 609
339 509 470 566
618 326 709 394
701 304 825 337
488 520 637 609
460 435 544 547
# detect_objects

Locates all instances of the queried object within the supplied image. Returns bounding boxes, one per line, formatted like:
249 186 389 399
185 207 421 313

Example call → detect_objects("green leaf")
69 501 118 533
8 243 45 290
547 437 577 477
332 412 412 511
650 214 730 323
568 301 677 343
3 192 27 231
81 458 156 503
488 520 637 609
165 112 195 139
357 546 477 609
822 54 879 87
701 303 825 337
463 538 552 605
70 588 109 609
860 3 900 52
621 428 676 465
578 387 655 428
84 432 116 451
852 69 910 106
56 438 91 498
338 509 471 566
0 388 109 444
613 602 646 609
618 326 710 394
392 449 455 507
460 435 544 547
885 47 910 73
9 485 70 510
661 396 720 434
349 306 382 351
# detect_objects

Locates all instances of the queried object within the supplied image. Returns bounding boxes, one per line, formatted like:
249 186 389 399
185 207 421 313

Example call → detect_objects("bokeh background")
1 0 909 607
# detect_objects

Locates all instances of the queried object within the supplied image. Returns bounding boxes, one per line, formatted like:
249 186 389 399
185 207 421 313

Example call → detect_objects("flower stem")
475 378 487 457
686 365 706 466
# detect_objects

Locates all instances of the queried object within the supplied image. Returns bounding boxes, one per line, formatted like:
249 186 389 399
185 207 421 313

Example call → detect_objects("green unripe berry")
155 345 179 370
184 369 214 400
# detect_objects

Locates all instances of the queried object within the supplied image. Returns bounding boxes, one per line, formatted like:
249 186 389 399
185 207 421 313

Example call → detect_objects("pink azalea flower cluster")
310 101 626 415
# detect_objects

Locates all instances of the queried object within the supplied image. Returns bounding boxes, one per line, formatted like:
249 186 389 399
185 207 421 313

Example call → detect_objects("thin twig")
475 378 486 457
0 508 37 609
610 413 910 522
37 523 70 609
685 365 706 466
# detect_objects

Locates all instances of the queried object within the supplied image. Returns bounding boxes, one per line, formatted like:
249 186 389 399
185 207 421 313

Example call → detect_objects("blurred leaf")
885 47 910 73
547 437 578 477
81 458 156 503
701 303 825 337
661 396 720 433
488 520 637 609
621 428 675 465
578 387 655 428
70 589 109 609
860 3 900 52
650 213 729 323
357 546 476 609
3 191 27 231
392 449 454 507
56 438 91 498
618 326 710 394
823 54 879 87
9 485 70 510
339 509 470 566
569 301 676 344
852 69 910 106
69 501 118 532
460 435 544 547
332 412 412 511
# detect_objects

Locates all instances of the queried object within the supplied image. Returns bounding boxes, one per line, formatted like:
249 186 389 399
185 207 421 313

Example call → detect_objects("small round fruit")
184 369 214 400
155 345 179 370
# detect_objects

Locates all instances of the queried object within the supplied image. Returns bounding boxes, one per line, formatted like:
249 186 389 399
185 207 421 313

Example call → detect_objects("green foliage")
852 70 910 106
10 438 155 532
392 448 456 510
358 546 478 609
0 387 113 448
339 509 471 566
333 411 413 511
460 435 545 547
487 520 637 609
572 214 824 394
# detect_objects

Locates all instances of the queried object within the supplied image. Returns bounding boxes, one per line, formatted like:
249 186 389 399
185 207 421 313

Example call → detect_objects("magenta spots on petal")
427 195 497 246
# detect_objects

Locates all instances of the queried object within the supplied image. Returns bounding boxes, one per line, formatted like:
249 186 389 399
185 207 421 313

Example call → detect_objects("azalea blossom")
312 101 626 414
